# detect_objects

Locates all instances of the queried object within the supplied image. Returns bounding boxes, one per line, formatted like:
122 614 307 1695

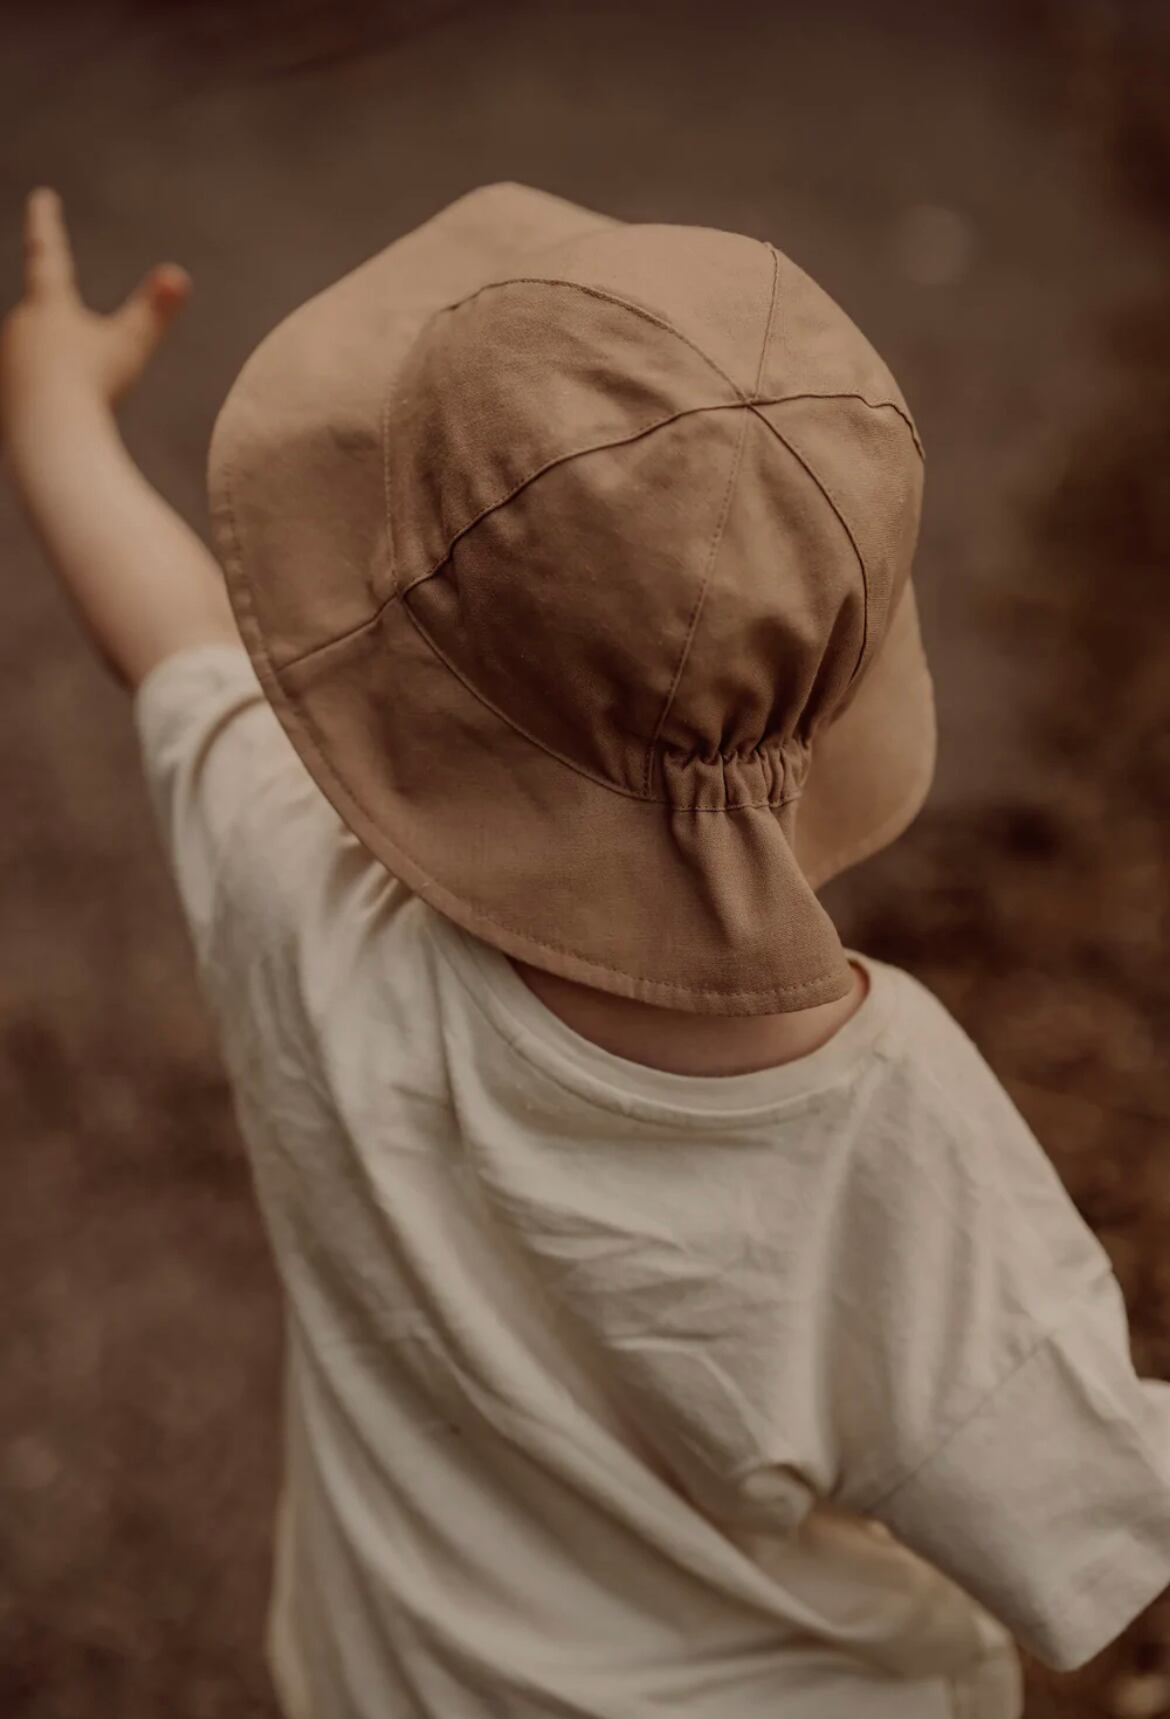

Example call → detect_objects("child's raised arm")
0 188 240 690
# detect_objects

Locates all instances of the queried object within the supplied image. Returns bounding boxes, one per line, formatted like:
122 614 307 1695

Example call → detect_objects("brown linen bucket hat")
207 181 934 1017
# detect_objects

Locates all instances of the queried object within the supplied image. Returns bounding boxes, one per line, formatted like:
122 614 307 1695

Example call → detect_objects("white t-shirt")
134 643 1170 1719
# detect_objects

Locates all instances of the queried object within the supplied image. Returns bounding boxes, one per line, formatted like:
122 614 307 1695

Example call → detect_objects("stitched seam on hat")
385 387 922 603
322 391 909 674
641 245 781 798
287 398 753 676
453 912 840 1000
299 392 888 681
375 350 911 658
754 243 782 396
398 399 751 601
396 376 914 598
432 268 924 453
430 275 751 402
640 410 751 797
748 407 871 684
755 391 924 461
762 243 925 461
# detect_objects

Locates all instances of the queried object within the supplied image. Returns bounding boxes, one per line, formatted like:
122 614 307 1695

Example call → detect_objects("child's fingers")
23 187 77 299
109 265 191 376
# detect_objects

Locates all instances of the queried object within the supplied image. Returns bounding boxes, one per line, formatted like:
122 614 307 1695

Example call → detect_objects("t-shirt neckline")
428 910 899 1121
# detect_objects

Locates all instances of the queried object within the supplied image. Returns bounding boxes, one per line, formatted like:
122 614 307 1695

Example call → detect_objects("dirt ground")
2 2 1169 1714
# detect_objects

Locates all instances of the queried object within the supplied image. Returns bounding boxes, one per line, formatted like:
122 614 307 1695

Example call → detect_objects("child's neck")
506 957 870 1078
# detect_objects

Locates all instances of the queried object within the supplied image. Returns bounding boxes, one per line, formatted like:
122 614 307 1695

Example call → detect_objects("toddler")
5 180 1170 1719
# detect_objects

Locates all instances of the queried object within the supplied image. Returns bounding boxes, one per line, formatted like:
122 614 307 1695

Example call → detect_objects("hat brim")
209 182 935 1014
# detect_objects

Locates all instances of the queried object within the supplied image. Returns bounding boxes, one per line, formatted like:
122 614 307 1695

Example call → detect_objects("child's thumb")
115 264 192 355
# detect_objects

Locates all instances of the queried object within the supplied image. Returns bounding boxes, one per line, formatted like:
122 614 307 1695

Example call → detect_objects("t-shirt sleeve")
132 642 362 992
857 1264 1170 1672
821 999 1170 1676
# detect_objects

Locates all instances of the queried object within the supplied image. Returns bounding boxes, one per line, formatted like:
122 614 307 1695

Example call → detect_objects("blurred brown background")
1 1 1168 1714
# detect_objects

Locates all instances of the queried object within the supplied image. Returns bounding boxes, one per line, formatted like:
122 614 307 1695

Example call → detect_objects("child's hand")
1 187 192 446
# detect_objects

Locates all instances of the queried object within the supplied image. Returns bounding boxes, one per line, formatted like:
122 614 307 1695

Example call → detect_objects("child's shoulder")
869 954 993 1057
865 955 1035 1129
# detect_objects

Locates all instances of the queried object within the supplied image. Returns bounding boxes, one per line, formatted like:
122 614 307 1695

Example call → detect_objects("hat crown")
209 183 936 1011
381 223 923 804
